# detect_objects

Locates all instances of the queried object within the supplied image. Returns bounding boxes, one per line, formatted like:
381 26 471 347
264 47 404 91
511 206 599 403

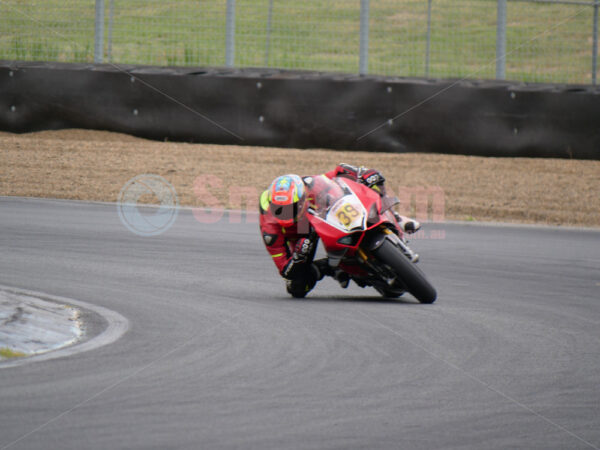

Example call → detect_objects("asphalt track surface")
1 197 599 450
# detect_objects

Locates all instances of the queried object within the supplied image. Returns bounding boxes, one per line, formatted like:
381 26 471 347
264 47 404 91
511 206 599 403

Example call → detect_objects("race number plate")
329 197 365 230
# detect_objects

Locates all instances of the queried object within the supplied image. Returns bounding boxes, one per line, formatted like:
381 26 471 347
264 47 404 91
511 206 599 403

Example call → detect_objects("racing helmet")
268 174 307 226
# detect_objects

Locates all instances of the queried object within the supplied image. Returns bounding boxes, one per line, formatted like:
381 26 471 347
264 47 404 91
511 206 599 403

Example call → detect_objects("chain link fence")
0 0 598 84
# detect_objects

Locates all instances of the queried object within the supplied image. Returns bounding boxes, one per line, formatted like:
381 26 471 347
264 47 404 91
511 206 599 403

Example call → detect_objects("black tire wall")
1 61 599 159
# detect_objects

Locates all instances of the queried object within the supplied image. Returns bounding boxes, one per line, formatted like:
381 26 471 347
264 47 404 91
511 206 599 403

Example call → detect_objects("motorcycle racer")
259 164 420 298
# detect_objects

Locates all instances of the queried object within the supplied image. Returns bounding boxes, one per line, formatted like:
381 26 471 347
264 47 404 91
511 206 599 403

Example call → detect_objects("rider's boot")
394 212 421 234
314 258 350 288
334 270 350 288
313 258 333 279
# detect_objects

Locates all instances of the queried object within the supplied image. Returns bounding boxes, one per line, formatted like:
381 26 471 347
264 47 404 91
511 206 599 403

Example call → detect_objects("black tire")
372 238 437 303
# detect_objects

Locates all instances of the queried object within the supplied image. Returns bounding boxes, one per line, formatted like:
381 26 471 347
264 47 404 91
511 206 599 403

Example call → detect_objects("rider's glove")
358 168 386 194
283 234 317 280
293 235 316 263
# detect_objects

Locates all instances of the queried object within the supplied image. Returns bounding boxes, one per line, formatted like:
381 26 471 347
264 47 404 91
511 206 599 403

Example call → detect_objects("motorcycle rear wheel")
372 239 437 304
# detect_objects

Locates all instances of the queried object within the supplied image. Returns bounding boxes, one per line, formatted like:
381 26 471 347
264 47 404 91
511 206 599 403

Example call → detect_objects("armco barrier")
0 61 598 159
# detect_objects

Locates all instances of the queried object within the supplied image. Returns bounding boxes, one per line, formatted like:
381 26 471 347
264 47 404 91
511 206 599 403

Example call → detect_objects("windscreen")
307 176 349 219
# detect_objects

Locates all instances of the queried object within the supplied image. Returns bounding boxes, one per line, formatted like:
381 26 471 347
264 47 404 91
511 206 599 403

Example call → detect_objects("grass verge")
0 0 596 83
0 347 26 358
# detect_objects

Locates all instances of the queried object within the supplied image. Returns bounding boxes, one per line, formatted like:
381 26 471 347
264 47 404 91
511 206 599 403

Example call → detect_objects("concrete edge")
0 284 129 369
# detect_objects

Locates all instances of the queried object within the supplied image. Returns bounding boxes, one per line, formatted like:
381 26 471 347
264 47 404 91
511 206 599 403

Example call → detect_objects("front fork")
355 226 419 288
362 227 419 263
328 226 418 282
383 228 420 263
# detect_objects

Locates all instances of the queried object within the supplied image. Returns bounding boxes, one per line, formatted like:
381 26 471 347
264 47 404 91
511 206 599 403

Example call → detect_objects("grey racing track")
1 197 599 450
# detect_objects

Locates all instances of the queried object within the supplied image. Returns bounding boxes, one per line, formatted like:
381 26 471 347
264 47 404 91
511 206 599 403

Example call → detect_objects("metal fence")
1 0 598 84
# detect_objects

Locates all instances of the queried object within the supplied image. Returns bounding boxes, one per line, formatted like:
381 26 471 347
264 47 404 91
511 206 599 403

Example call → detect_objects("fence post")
359 0 369 75
496 0 507 79
593 1 598 85
426 0 432 77
107 0 114 62
94 0 105 63
264 0 274 66
226 0 236 67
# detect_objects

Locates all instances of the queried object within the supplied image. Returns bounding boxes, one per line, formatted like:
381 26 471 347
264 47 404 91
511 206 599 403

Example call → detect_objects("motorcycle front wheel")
372 238 437 304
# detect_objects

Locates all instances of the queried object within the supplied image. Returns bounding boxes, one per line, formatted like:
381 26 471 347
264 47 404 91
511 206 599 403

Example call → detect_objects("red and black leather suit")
259 163 386 297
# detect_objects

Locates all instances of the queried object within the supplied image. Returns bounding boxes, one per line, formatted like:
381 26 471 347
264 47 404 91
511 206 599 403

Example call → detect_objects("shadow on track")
278 294 423 305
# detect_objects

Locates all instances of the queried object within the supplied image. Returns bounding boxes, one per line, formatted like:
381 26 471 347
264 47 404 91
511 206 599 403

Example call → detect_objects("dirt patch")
1 129 598 227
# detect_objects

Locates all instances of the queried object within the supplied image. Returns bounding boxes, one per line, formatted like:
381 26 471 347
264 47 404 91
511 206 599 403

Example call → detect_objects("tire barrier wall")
1 61 598 159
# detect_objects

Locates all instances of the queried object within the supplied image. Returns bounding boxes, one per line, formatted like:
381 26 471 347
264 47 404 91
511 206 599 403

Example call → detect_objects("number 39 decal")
335 203 360 227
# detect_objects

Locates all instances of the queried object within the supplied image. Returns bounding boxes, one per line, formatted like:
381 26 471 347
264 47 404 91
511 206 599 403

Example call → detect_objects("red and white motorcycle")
306 176 437 303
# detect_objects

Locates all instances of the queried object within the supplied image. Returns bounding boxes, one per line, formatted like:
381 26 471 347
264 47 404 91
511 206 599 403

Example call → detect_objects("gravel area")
1 129 598 227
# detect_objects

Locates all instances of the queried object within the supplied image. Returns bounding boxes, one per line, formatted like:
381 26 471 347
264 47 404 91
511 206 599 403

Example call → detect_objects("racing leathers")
259 197 322 297
259 164 419 298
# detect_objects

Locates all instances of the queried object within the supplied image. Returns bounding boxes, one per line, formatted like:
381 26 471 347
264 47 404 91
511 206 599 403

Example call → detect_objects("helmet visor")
269 201 300 223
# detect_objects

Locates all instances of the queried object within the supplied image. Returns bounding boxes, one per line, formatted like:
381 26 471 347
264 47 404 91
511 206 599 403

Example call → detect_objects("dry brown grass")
1 129 598 228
